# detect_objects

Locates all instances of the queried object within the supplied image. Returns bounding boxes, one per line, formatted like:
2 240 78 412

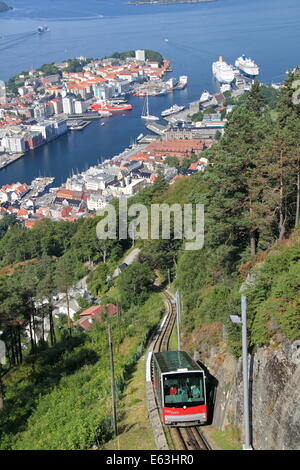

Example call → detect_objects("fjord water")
0 0 299 186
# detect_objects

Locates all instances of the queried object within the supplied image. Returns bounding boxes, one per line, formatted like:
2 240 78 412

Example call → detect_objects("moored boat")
235 55 259 79
200 90 212 103
212 57 235 84
91 101 132 112
141 95 159 121
161 104 185 117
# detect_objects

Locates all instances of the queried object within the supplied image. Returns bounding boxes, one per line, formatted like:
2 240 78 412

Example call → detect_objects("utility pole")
230 295 252 450
0 337 5 411
241 295 251 450
175 290 181 351
108 323 117 438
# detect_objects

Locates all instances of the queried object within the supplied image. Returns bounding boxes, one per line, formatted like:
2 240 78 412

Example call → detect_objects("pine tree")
203 103 271 268
55 254 76 334
277 67 300 126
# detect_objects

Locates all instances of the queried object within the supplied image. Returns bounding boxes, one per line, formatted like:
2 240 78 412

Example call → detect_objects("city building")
62 96 76 115
135 50 146 62
0 80 6 103
2 135 26 153
25 131 44 150
74 100 87 114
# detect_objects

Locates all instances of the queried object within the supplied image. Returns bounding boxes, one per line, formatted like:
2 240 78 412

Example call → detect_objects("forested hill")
0 68 299 449
107 50 164 65
0 2 12 12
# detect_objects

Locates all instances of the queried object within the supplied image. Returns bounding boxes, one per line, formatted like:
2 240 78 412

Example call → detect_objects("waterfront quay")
66 120 91 131
0 152 25 170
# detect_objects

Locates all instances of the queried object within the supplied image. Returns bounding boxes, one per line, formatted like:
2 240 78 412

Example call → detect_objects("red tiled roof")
80 304 117 320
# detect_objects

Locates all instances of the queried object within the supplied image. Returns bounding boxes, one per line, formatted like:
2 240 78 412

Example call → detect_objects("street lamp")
230 295 252 450
175 290 181 351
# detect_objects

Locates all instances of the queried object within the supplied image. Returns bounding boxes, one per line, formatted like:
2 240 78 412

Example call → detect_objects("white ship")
37 25 50 34
161 104 185 117
177 75 188 89
235 55 259 79
199 90 212 103
212 57 235 84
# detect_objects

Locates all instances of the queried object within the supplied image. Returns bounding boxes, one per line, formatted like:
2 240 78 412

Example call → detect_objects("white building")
18 87 27 96
85 173 115 191
51 118 68 137
135 50 145 62
122 178 145 196
33 104 48 120
62 96 75 115
74 100 87 114
87 193 110 211
2 135 26 153
65 177 85 192
30 119 66 141
51 99 63 115
94 84 111 100
0 80 6 103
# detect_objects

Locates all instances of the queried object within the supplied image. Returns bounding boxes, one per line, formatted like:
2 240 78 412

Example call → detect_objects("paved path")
112 247 141 278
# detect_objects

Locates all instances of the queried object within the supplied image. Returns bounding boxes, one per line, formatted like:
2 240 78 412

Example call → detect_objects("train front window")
163 373 205 407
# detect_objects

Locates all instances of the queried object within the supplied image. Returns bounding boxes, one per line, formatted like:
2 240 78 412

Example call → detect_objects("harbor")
24 176 55 200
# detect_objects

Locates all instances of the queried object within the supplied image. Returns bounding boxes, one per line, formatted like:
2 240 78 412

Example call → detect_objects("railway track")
152 290 210 451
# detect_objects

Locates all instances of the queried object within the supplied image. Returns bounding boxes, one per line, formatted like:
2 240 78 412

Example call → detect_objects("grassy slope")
1 293 164 450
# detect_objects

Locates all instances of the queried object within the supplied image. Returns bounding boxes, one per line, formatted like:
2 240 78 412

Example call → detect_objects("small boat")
161 104 185 117
37 25 50 34
141 95 159 121
100 122 105 126
200 90 212 103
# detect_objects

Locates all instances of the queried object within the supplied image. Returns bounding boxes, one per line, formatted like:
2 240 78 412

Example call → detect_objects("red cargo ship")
133 92 147 97
91 101 132 112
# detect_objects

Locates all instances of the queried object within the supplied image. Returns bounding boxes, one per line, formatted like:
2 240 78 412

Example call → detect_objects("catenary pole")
241 295 251 450
176 290 181 350
108 322 117 438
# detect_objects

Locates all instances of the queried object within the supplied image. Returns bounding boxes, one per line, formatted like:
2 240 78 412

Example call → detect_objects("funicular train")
151 351 208 426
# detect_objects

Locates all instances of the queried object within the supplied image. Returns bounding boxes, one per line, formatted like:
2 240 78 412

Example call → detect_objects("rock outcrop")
195 336 300 450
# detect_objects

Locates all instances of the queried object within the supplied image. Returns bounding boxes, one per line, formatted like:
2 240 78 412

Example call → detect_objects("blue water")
0 0 299 186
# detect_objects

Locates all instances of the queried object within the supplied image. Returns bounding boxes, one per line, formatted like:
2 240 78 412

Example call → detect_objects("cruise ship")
212 57 235 84
235 55 259 79
161 104 185 117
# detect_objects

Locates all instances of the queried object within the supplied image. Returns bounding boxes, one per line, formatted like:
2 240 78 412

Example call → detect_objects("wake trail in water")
164 39 211 58
0 30 38 52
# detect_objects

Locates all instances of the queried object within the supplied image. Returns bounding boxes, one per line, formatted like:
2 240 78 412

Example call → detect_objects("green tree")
277 67 300 126
55 254 76 334
117 262 153 308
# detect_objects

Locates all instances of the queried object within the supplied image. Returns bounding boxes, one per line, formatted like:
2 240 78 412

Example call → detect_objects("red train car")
152 351 207 426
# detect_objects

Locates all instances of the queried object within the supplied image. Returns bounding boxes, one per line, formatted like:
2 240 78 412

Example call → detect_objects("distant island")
0 2 12 12
127 0 215 4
